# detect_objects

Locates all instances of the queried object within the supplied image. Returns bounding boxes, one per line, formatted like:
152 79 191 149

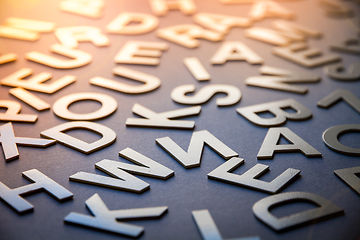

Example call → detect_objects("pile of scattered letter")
0 0 359 239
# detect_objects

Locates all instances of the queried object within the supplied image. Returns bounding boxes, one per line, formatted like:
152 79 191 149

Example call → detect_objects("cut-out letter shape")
41 121 116 154
211 41 263 65
70 164 150 193
183 57 210 81
245 27 302 46
237 98 312 127
0 68 76 94
106 12 159 34
245 65 320 94
0 122 55 161
193 13 252 34
70 148 174 192
323 62 360 81
192 209 261 240
208 157 300 194
55 26 109 49
252 192 344 231
0 100 38 123
317 89 360 113
0 169 73 213
171 84 241 106
5 17 55 32
126 103 201 129
9 88 50 111
0 51 17 65
0 18 55 41
52 92 117 121
245 20 322 46
331 38 360 55
149 0 197 16
273 42 341 68
320 0 352 17
64 193 167 237
220 0 304 4
157 24 223 48
257 127 321 159
334 166 360 196
0 26 39 41
156 130 238 168
218 0 256 3
25 44 92 69
322 124 360 156
90 66 161 94
272 20 322 39
248 0 295 21
117 148 174 179
114 41 168 65
59 0 105 18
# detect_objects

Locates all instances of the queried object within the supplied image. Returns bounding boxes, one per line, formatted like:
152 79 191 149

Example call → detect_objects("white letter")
157 24 223 48
106 12 159 34
149 0 197 16
114 41 168 65
211 41 263 64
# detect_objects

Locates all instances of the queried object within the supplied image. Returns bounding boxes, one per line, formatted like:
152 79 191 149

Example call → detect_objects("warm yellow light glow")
5 0 44 10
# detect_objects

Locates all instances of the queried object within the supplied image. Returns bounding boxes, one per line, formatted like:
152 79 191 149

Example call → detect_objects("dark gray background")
0 0 359 239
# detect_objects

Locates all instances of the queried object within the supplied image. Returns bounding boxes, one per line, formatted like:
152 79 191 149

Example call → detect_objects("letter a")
257 127 321 159
211 41 263 65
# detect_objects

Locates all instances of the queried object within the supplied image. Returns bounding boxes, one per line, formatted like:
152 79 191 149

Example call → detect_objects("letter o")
322 124 360 156
52 92 117 120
